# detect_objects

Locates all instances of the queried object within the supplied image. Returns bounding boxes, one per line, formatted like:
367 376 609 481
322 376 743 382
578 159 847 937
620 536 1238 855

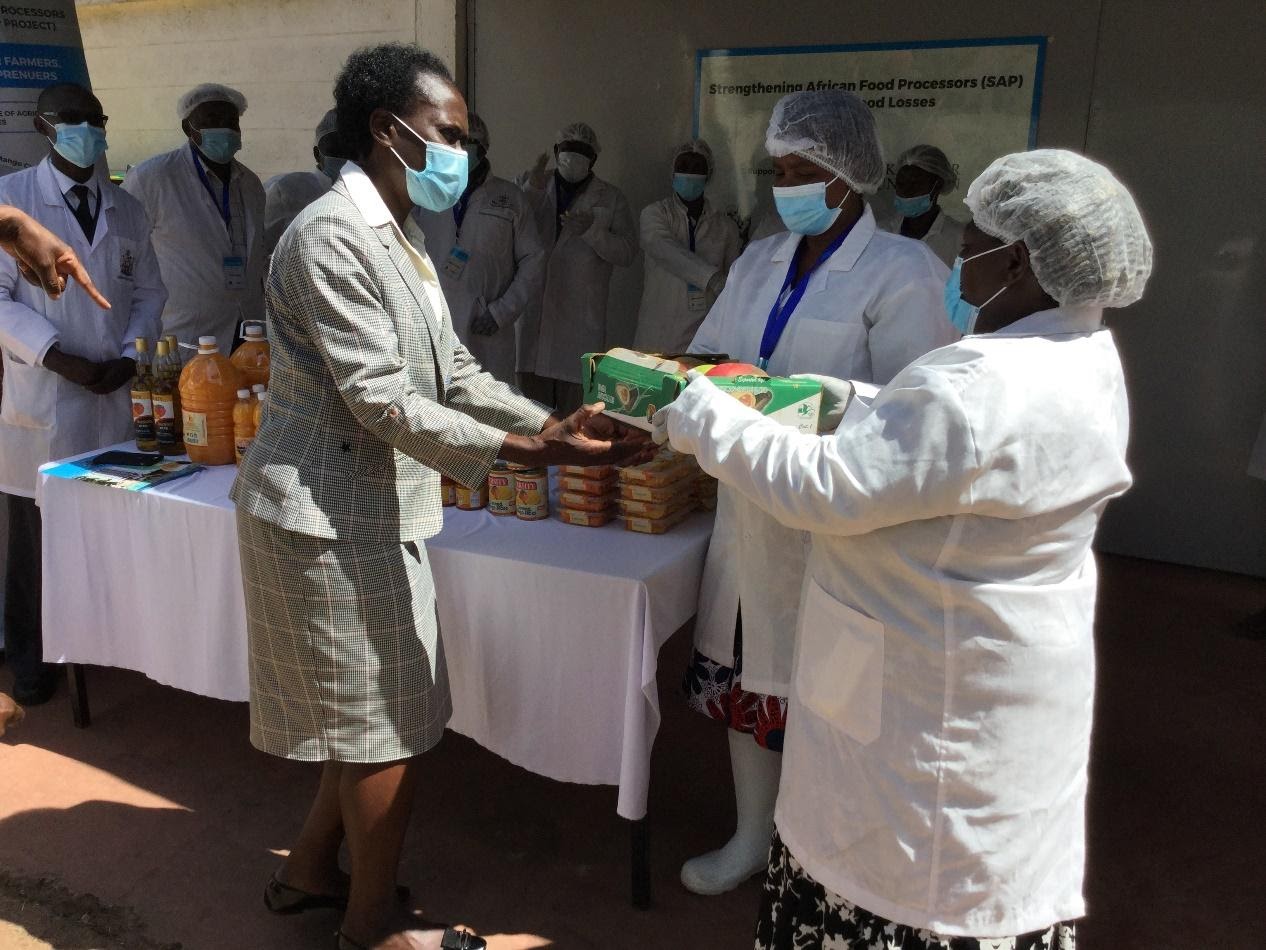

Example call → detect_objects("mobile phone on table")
90 450 163 468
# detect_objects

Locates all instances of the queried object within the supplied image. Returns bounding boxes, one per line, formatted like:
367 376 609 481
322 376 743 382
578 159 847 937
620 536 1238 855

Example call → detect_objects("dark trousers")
4 493 49 687
517 372 584 416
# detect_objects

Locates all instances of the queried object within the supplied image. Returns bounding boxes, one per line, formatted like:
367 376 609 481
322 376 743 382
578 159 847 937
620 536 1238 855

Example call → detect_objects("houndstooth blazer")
231 173 551 543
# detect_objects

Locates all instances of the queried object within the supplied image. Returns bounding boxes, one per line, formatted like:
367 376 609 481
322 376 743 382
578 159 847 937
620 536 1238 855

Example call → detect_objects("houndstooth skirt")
236 510 452 763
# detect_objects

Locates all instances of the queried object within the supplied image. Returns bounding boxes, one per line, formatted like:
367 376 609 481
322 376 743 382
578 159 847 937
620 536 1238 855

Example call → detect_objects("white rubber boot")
680 728 782 895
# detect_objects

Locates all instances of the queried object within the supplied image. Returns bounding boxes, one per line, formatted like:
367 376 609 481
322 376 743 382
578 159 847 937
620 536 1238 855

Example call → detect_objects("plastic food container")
617 496 696 520
559 506 615 527
617 450 697 487
619 478 696 504
557 473 619 495
558 490 615 513
622 506 693 534
560 464 616 479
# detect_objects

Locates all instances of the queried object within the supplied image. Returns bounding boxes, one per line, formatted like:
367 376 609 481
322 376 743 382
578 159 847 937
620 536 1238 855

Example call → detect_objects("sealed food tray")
558 506 616 527
617 450 697 487
558 490 616 513
622 506 693 535
619 479 696 504
560 464 616 478
556 473 619 495
617 496 696 520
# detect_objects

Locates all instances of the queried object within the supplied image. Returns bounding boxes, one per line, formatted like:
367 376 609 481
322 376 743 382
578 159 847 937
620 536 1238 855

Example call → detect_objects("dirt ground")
0 870 179 949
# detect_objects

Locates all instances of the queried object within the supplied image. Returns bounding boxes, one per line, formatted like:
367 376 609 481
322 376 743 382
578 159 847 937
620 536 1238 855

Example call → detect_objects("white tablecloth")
39 446 713 819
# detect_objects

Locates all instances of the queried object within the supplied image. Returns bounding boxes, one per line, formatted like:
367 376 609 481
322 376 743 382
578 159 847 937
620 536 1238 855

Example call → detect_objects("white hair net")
965 149 1153 308
178 83 247 120
672 138 714 176
556 121 600 155
765 90 884 194
467 112 490 149
896 144 958 193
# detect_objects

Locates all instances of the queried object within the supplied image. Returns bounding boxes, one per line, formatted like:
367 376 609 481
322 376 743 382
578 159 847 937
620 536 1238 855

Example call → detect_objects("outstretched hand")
0 208 111 309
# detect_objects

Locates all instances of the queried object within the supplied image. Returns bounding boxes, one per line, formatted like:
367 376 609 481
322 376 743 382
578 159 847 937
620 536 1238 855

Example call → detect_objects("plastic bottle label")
131 390 156 441
183 410 209 446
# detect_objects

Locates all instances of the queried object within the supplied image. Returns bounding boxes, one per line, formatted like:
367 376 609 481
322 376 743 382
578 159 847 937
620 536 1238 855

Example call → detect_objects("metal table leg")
630 815 651 909
68 663 90 728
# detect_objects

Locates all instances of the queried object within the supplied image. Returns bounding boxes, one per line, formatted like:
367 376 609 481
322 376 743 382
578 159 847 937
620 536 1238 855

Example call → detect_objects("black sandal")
264 872 411 915
336 929 486 950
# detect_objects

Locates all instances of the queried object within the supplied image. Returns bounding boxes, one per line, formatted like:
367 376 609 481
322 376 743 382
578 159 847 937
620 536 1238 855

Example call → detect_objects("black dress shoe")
12 673 57 706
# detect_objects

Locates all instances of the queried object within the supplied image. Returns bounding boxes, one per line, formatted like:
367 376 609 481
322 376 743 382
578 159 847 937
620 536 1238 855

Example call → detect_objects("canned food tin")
487 465 516 516
440 476 456 507
514 469 549 521
456 483 486 510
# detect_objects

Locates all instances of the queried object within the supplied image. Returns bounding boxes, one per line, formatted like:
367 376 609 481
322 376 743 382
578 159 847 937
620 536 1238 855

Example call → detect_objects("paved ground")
1 554 1264 949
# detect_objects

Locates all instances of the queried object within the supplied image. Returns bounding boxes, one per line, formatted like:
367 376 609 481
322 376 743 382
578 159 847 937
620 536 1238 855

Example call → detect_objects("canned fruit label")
515 473 549 520
456 485 486 509
182 409 208 446
487 472 516 514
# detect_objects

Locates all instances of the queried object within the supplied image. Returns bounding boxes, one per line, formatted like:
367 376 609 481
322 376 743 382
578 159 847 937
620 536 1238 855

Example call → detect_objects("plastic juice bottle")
252 390 267 430
233 388 255 463
152 340 182 456
230 321 270 389
179 336 242 465
130 337 157 452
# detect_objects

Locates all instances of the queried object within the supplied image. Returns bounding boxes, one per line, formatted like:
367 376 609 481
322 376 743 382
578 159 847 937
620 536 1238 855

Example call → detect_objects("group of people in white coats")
650 86 1153 949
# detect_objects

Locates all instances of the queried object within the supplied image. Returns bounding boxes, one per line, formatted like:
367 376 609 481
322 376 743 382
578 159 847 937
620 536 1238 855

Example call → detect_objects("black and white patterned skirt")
756 831 1076 950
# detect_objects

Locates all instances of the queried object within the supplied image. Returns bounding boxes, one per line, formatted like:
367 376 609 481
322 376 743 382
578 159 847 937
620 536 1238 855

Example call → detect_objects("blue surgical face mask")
390 113 469 211
773 176 849 236
672 172 707 202
893 192 934 218
49 122 107 169
194 128 241 164
943 243 1014 333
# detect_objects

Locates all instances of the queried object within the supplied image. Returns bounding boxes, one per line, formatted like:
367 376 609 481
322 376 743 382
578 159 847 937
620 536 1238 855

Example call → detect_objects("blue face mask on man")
389 113 469 212
893 192 934 218
194 128 242 164
49 122 107 169
773 176 850 236
943 242 1014 334
672 172 707 202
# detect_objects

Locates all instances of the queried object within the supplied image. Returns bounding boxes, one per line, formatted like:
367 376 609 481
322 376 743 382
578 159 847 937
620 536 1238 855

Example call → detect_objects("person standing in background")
882 144 965 267
0 82 166 707
633 138 741 355
516 121 636 413
415 112 544 384
263 108 345 254
123 83 264 350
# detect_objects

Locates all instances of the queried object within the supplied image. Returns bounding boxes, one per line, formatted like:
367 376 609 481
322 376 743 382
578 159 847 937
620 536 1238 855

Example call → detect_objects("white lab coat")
414 174 546 383
0 158 167 497
688 206 956 694
516 172 637 382
632 195 741 354
263 169 331 254
879 206 966 267
122 144 265 348
665 305 1131 935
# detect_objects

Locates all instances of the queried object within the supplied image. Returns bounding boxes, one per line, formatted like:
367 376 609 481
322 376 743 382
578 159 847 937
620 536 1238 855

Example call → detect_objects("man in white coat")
123 83 263 350
679 89 956 896
517 121 637 412
633 138 741 355
0 82 166 705
415 113 544 384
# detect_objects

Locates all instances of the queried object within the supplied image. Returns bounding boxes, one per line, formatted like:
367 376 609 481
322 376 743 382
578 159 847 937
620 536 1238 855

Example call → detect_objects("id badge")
223 255 246 290
686 285 708 312
443 246 470 278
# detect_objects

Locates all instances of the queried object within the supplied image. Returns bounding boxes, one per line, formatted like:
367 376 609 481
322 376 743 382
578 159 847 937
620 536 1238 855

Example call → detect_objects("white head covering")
555 121 600 154
672 138 714 176
765 89 884 194
896 144 958 193
965 149 1154 308
178 83 247 120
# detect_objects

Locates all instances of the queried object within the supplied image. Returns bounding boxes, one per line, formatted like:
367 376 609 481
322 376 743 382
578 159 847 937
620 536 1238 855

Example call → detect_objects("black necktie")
70 184 96 243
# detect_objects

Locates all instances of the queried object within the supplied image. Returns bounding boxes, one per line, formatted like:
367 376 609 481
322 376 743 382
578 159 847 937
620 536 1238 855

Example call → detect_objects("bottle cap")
237 389 251 399
251 383 266 393
257 392 268 402
198 335 218 353
135 337 148 350
156 340 168 355
244 325 265 339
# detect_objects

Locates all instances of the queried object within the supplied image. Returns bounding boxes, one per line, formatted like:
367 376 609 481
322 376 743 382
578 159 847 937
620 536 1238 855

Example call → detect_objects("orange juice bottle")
179 336 242 465
252 390 267 430
230 321 270 389
233 388 255 463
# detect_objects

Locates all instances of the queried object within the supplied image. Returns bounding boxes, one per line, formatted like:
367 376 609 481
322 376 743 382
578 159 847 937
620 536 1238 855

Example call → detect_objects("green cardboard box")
582 349 822 434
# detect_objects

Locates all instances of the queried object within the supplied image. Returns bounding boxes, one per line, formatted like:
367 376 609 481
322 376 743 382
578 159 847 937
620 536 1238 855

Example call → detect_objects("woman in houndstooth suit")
231 43 650 950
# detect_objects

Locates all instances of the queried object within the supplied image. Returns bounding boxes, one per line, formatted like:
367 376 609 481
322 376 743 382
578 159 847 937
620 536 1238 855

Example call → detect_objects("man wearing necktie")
0 82 166 705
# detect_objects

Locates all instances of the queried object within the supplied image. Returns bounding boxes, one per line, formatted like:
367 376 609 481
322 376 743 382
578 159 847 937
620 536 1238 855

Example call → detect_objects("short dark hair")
37 82 95 114
334 43 453 161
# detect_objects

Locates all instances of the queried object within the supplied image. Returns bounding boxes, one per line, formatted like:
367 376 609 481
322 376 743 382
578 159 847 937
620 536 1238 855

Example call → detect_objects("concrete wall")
77 0 462 179
470 0 1266 577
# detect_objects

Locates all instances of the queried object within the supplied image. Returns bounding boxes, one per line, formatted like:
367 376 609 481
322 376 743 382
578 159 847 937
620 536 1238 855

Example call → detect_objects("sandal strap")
441 929 486 950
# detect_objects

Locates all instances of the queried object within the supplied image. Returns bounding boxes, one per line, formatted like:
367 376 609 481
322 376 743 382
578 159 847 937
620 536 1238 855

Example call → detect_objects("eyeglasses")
39 110 108 128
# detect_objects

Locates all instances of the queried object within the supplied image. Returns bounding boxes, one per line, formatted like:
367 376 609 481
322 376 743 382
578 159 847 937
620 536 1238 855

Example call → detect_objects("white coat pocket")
787 318 865 378
0 357 57 430
794 578 884 745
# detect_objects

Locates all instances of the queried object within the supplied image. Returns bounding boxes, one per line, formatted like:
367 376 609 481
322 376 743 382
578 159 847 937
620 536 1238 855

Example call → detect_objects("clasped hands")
503 403 657 468
43 344 134 395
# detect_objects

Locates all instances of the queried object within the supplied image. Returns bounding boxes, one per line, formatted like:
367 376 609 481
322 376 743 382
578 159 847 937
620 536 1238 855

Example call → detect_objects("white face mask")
556 150 592 183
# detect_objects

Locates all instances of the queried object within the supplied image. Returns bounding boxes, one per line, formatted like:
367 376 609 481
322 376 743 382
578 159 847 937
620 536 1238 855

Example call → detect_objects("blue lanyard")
453 192 471 232
757 223 855 370
190 144 231 229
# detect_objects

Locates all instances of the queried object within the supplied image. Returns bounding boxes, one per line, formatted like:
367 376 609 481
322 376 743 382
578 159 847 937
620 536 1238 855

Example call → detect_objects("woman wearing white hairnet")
632 139 741 354
678 90 955 897
882 144 965 267
655 149 1152 947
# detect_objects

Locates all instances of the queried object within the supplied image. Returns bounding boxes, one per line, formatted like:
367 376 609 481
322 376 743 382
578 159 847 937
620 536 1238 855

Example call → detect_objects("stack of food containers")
617 450 699 534
556 464 619 527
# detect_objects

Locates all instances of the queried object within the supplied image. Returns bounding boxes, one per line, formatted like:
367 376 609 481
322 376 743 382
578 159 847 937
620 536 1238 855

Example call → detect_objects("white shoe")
680 840 769 895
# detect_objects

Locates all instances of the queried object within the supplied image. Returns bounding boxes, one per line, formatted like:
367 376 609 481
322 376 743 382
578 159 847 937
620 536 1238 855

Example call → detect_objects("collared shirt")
339 161 446 321
49 161 99 218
